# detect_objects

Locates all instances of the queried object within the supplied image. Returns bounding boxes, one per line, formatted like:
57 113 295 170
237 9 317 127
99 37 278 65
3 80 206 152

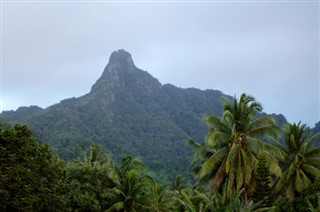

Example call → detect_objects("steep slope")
1 50 226 181
1 49 290 181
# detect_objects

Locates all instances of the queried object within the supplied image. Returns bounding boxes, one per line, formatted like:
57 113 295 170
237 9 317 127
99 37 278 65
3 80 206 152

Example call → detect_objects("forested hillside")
1 50 316 183
1 50 226 181
1 94 320 211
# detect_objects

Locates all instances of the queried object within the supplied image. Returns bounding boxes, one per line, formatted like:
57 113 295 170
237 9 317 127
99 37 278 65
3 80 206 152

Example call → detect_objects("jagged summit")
109 49 134 68
91 49 161 93
91 49 136 92
105 49 136 74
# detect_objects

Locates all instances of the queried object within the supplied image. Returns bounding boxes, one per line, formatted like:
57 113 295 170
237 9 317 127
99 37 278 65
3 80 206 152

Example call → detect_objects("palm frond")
249 115 276 129
106 202 125 211
213 158 228 190
266 136 288 155
236 150 244 191
273 174 286 196
311 132 320 142
241 148 255 186
262 141 285 161
190 143 208 165
197 147 228 179
285 179 295 200
204 114 231 134
295 170 304 193
275 162 295 196
245 137 261 156
301 164 320 178
227 167 236 198
187 139 200 149
305 147 320 158
226 144 240 174
300 141 310 155
305 158 320 168
176 190 196 212
249 125 279 140
206 131 230 148
264 151 282 177
221 96 232 111
296 169 311 193
222 110 235 126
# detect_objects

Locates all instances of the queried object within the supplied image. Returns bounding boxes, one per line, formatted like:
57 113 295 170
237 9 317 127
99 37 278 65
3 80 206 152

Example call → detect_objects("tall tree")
108 156 155 212
63 144 119 211
274 122 320 199
169 175 195 211
0 124 65 211
253 153 274 210
150 183 175 212
194 94 281 200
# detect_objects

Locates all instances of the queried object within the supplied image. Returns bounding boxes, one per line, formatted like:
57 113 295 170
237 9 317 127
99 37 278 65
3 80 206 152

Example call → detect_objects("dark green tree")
149 183 176 212
0 124 65 211
253 153 274 210
193 94 281 200
108 156 156 211
274 122 320 199
63 144 119 211
168 175 195 211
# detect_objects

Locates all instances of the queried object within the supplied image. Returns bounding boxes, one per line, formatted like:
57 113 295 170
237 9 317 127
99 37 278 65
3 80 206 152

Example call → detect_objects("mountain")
1 49 289 182
313 121 320 146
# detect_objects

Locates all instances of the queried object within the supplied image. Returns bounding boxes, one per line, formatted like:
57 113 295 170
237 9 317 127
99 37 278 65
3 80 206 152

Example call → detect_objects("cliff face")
91 49 161 95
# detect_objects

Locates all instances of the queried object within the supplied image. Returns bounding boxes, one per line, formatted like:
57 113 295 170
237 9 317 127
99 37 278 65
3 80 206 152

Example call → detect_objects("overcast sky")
1 1 319 127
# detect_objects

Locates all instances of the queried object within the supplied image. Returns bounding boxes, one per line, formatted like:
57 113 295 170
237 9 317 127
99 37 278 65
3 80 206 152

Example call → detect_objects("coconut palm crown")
195 93 281 199
274 122 320 199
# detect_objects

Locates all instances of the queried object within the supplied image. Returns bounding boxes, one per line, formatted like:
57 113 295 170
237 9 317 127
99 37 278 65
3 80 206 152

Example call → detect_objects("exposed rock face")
91 50 135 91
91 49 161 94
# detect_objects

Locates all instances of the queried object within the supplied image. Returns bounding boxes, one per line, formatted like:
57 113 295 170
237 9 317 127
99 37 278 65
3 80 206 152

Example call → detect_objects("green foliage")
207 181 260 212
274 122 320 199
253 153 274 209
107 156 160 212
63 144 118 211
0 62 236 184
275 177 320 212
169 175 197 211
1 90 320 211
312 121 320 146
0 124 66 211
194 94 281 200
276 198 319 212
149 183 176 212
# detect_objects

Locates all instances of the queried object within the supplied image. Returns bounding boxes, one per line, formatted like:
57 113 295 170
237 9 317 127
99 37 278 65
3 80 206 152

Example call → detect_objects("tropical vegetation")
1 93 320 211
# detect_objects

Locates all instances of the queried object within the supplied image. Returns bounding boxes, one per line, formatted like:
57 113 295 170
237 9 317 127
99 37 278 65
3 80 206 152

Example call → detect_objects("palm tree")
169 175 195 211
108 156 155 211
78 144 115 167
194 94 281 200
169 175 192 195
150 183 175 212
64 144 119 210
274 122 320 199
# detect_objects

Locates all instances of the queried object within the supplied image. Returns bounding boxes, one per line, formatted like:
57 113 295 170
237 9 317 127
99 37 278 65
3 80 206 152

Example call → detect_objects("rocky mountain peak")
90 49 161 94
108 49 134 68
91 49 136 92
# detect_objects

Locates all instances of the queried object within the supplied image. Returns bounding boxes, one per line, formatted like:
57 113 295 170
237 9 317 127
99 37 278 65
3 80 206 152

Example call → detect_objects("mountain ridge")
2 49 305 181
